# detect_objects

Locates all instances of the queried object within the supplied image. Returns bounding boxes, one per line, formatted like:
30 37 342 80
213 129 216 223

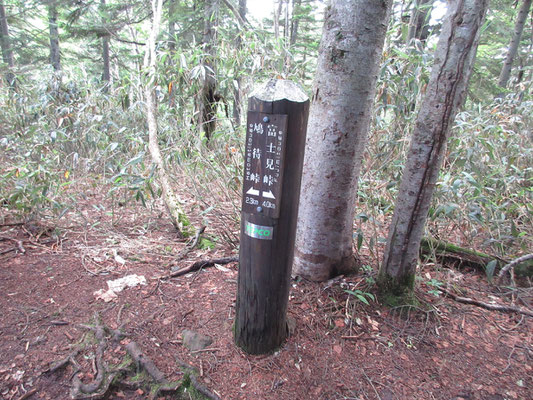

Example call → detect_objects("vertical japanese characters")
242 113 288 219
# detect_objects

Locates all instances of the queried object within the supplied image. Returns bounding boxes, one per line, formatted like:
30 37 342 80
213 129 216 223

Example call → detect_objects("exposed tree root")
46 315 220 399
439 288 533 317
175 359 222 400
174 225 207 262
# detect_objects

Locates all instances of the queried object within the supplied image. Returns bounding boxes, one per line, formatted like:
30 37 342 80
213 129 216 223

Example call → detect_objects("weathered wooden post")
234 79 309 354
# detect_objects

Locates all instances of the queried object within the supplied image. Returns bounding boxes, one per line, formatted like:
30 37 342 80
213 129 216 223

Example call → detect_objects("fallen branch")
0 237 63 256
0 222 24 227
497 253 533 283
16 389 38 400
439 288 533 317
420 236 506 271
158 256 238 280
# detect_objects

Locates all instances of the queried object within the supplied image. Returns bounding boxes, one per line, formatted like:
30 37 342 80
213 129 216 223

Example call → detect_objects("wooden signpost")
234 79 309 354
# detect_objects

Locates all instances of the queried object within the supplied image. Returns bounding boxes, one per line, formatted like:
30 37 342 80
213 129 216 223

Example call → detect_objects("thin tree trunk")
289 0 301 47
274 0 282 41
407 0 433 44
0 0 15 88
168 0 177 107
232 0 246 125
144 0 189 237
379 0 489 296
198 0 218 141
293 0 393 281
101 0 111 89
168 0 176 53
497 0 532 88
283 0 290 42
48 1 61 72
284 0 300 73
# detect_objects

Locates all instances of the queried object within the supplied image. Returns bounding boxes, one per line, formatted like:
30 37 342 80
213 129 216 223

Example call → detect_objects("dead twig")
440 288 533 317
16 388 38 400
0 222 24 227
50 320 69 326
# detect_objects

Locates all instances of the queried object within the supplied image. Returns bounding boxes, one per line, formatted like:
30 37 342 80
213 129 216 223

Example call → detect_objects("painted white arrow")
263 190 275 199
246 187 260 196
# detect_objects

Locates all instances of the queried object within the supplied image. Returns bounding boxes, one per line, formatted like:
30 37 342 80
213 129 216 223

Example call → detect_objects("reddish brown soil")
1 186 531 400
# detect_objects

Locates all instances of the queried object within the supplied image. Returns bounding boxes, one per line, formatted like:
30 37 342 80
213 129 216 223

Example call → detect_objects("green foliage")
430 95 533 256
0 0 530 265
344 289 375 306
426 278 443 297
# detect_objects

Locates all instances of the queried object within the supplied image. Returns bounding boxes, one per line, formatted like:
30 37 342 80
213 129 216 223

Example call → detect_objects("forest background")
0 0 532 399
1 0 530 272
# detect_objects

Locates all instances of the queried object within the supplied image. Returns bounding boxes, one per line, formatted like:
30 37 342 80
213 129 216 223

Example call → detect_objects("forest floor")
0 182 532 400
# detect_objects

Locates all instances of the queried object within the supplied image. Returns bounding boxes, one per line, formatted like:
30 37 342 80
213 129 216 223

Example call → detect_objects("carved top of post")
250 79 309 103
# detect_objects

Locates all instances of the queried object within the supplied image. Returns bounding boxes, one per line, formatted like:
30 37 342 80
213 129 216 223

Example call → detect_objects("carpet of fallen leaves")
1 183 531 400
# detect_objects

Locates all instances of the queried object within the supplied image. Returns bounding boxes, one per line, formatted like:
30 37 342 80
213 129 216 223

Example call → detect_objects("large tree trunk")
407 0 434 44
101 0 111 88
293 0 393 282
48 0 61 72
0 0 15 88
197 0 219 141
497 0 532 89
378 0 488 296
232 0 246 126
144 0 190 237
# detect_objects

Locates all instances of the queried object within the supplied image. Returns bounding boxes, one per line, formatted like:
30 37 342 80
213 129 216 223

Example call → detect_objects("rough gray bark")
379 0 489 295
232 0 246 125
198 0 219 140
48 1 61 72
497 0 532 88
407 0 434 44
0 0 15 88
101 0 111 87
293 0 393 281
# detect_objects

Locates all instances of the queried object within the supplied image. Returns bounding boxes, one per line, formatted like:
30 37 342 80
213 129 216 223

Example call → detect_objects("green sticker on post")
245 221 273 240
